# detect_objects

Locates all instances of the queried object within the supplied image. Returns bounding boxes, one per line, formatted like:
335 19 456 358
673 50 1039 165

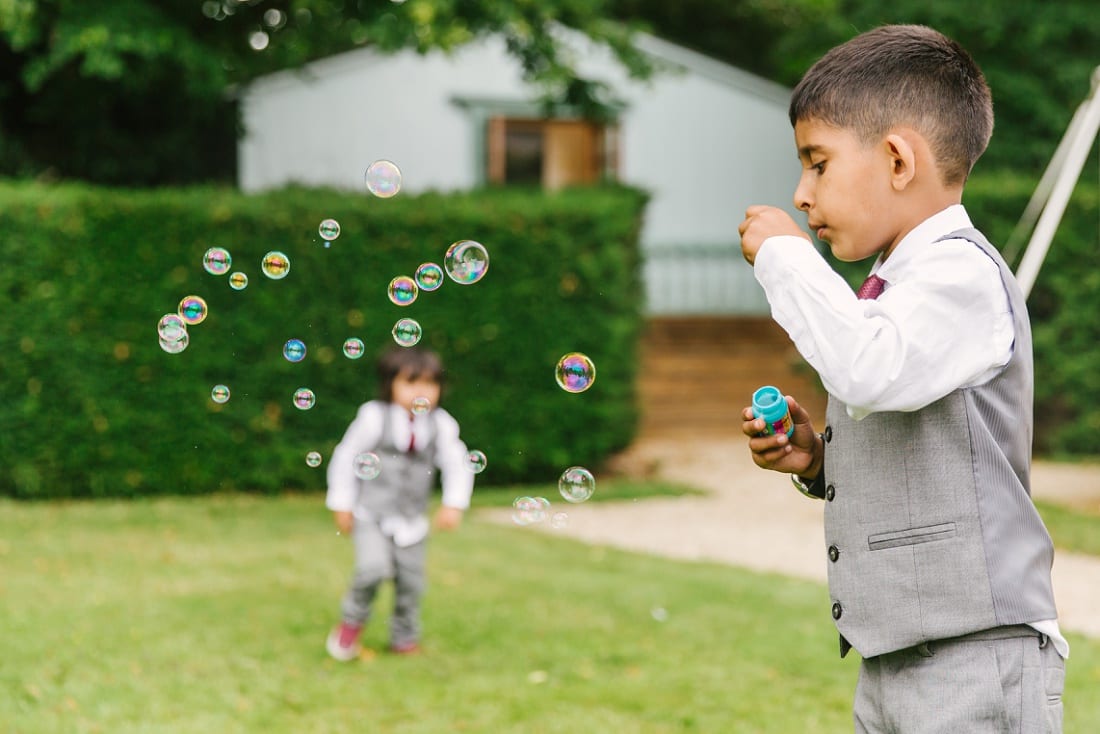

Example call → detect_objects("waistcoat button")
825 484 835 501
828 545 839 562
831 602 843 620
824 426 833 442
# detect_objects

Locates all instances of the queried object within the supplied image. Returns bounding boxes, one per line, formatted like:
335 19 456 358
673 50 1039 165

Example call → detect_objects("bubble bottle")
752 385 794 437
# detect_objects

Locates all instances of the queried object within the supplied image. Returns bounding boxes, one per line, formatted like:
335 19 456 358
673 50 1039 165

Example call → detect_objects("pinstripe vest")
823 228 1057 659
355 407 440 520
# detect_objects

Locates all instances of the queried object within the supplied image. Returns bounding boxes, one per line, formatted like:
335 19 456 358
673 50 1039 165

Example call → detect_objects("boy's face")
391 369 441 414
792 119 902 262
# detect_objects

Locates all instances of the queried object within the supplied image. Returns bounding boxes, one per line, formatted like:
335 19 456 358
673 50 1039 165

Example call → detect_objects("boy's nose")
793 180 813 212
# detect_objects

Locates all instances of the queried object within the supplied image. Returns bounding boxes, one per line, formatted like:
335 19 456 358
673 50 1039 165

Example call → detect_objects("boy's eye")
812 161 826 174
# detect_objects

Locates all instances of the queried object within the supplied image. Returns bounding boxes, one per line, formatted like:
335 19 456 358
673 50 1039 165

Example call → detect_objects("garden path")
479 433 1100 640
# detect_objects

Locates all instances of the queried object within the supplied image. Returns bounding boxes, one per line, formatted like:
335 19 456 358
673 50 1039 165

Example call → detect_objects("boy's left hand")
433 505 464 531
738 205 811 265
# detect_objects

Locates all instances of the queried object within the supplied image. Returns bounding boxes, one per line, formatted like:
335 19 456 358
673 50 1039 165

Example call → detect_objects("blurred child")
738 25 1066 733
325 346 473 660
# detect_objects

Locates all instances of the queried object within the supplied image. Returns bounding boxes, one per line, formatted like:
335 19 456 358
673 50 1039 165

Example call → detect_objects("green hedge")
1 182 649 498
825 169 1100 457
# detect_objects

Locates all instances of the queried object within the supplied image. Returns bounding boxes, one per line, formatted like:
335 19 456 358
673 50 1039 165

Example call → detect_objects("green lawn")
1 492 1098 734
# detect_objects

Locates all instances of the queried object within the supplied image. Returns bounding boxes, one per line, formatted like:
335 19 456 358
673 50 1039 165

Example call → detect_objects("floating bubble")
555 352 596 393
392 318 422 347
411 396 431 415
342 337 365 359
211 384 231 404
414 262 444 292
306 451 323 468
465 449 487 474
229 271 249 290
444 240 489 284
651 607 669 623
293 387 316 410
559 466 595 503
388 276 418 306
353 451 381 480
283 338 307 363
511 496 543 526
550 512 569 529
202 247 232 276
178 295 208 325
159 331 189 354
364 159 402 198
158 313 188 342
261 251 290 280
319 218 341 241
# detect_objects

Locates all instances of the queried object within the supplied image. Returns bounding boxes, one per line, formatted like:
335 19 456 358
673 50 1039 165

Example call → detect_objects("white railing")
642 243 771 316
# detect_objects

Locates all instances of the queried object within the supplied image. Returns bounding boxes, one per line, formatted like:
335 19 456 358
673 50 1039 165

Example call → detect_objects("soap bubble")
414 262 444 292
555 352 596 393
159 332 189 354
444 240 489 284
158 313 188 342
550 512 569 529
178 295 208 325
411 396 431 415
283 338 307 363
229 272 249 290
511 496 543 526
353 451 381 480
364 159 402 198
203 247 232 275
559 466 595 503
388 276 419 306
392 318 422 347
261 251 290 280
465 449 487 474
211 384 231 404
319 218 341 241
293 387 316 410
306 451 323 468
342 337 365 359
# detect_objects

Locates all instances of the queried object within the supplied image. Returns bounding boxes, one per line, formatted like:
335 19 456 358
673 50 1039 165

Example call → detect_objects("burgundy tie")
856 274 887 300
407 415 416 453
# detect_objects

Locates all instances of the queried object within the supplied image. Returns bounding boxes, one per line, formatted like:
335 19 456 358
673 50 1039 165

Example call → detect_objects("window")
487 116 617 189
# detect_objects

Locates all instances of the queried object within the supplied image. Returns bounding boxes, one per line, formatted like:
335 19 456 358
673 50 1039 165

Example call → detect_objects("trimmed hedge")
1 182 649 498
825 169 1100 457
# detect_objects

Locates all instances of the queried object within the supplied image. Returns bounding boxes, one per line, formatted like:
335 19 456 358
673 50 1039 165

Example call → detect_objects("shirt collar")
872 204 973 281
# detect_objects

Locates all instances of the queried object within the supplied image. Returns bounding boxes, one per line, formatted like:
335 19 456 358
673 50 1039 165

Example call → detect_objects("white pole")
1016 66 1100 299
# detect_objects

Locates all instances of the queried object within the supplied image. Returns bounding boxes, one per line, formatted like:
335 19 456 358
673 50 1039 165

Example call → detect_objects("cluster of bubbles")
162 158 600 518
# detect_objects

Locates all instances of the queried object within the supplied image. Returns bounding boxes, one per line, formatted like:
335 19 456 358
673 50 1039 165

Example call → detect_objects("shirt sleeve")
325 401 384 511
432 408 474 510
753 235 1014 419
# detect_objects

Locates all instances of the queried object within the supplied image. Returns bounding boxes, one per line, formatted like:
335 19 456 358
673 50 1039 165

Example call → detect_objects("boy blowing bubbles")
739 25 1066 734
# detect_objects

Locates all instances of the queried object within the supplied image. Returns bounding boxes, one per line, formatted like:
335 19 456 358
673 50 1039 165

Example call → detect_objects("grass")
1036 499 1100 557
1 492 1099 734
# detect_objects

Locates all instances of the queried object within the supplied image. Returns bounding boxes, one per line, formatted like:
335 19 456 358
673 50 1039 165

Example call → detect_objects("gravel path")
480 435 1100 639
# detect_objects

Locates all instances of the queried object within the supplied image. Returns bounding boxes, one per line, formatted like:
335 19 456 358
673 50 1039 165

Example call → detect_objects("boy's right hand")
333 511 354 536
741 395 823 479
738 205 811 265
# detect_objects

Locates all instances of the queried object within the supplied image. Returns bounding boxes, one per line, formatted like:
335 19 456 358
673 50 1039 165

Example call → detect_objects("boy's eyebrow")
798 144 825 159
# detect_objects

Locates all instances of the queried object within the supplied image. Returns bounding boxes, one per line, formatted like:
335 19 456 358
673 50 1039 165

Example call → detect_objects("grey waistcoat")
356 409 440 520
823 227 1057 659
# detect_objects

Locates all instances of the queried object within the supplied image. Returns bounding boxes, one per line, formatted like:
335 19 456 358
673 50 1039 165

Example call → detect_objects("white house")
237 31 802 315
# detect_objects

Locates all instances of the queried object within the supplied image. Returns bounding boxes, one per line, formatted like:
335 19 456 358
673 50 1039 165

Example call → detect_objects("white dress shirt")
754 204 1068 659
325 401 474 519
753 205 1015 420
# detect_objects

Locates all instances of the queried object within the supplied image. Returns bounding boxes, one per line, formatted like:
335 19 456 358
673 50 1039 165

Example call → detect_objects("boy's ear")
883 132 917 191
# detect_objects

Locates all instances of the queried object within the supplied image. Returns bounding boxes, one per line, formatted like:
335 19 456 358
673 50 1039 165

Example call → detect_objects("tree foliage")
609 0 1100 174
0 0 652 184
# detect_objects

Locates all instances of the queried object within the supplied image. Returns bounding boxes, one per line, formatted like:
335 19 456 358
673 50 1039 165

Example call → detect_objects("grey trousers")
854 626 1065 734
340 517 427 647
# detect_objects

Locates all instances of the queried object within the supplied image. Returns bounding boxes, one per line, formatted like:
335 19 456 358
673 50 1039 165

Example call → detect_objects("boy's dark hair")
789 24 993 186
376 346 444 402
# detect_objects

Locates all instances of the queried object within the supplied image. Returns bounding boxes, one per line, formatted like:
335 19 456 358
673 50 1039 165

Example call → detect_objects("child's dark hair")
789 24 993 186
376 346 444 402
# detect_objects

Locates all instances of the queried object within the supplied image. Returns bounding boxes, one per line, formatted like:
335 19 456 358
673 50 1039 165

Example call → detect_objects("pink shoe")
326 622 363 662
390 641 421 655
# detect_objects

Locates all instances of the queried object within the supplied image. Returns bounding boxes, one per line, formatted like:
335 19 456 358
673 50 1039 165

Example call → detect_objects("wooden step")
636 317 827 438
